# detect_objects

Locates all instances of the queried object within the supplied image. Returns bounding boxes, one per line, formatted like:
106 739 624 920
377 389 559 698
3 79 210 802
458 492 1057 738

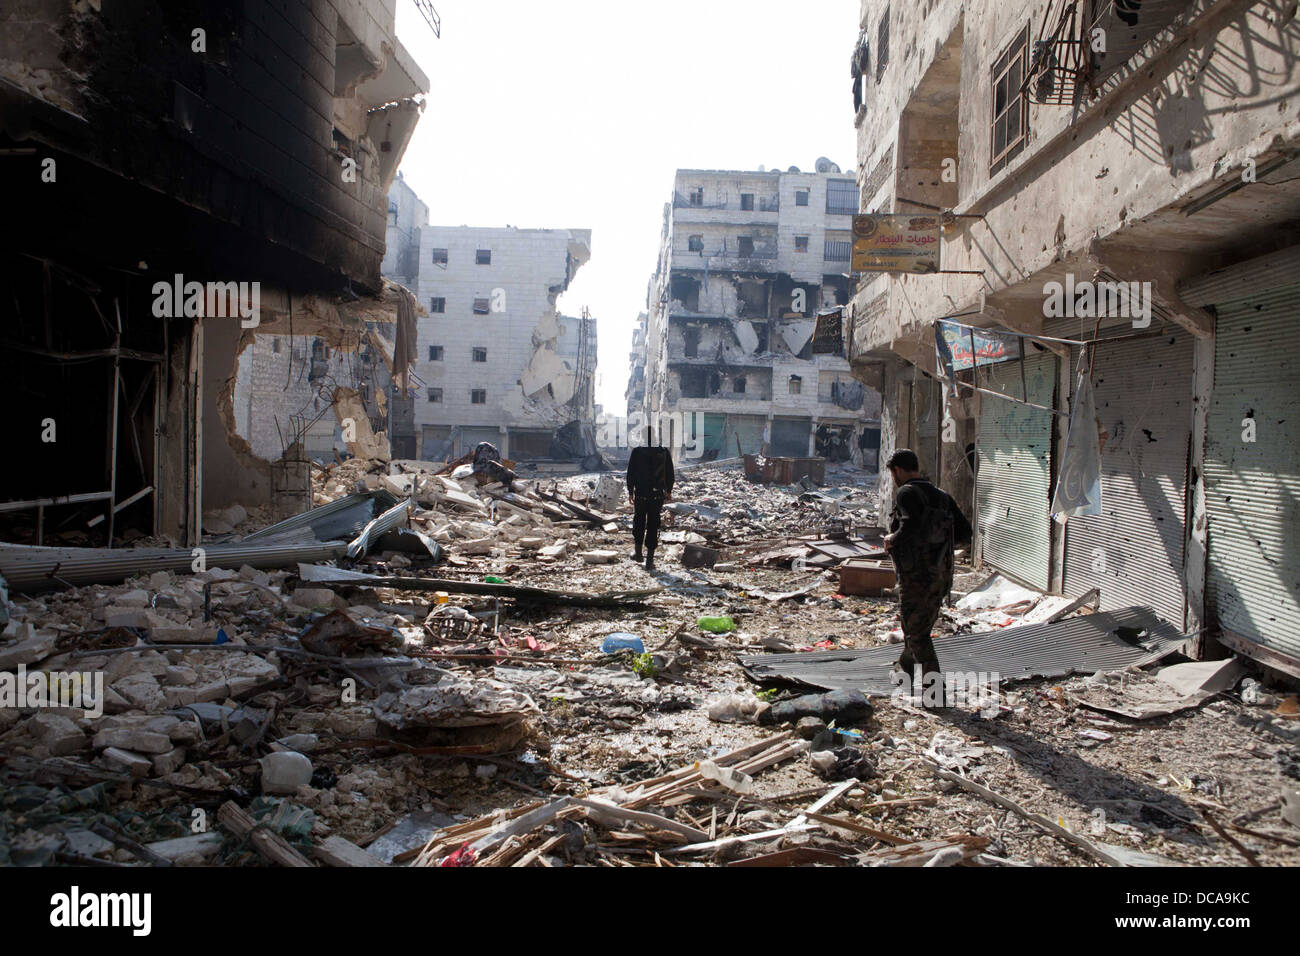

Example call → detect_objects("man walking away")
882 448 973 707
626 427 674 570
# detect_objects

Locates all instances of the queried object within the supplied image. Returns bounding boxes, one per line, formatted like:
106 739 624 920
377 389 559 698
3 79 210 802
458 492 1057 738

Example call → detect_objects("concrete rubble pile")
1 457 1297 867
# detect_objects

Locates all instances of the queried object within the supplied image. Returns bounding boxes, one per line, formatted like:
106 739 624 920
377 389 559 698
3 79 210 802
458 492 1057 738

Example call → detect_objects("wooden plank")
311 834 389 867
218 801 313 867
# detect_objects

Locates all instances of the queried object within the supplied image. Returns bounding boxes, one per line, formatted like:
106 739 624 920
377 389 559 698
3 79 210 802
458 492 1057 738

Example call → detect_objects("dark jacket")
627 446 674 499
889 478 972 578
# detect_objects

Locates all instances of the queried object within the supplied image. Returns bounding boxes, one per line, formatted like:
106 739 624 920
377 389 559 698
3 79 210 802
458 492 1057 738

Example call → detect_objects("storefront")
1046 320 1195 626
1183 247 1300 676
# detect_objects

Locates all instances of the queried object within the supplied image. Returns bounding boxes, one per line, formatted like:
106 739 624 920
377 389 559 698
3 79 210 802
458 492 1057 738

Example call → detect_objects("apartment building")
638 162 882 463
409 225 598 463
847 0 1300 675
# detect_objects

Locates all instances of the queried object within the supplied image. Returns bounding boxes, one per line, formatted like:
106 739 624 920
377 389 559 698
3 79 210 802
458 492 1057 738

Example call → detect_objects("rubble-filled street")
3 458 1296 868
3 0 1299 938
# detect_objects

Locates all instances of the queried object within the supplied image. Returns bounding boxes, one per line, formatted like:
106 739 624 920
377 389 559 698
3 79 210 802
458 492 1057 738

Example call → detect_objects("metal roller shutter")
1061 331 1192 625
976 349 1056 590
770 417 811 457
724 415 766 457
458 426 500 457
1203 287 1300 662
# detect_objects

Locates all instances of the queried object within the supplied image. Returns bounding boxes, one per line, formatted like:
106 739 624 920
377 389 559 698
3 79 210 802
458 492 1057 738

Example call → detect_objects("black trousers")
632 495 664 555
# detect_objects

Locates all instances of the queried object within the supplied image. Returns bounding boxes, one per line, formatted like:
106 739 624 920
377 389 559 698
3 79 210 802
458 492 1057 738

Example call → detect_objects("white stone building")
636 163 882 463
410 225 597 461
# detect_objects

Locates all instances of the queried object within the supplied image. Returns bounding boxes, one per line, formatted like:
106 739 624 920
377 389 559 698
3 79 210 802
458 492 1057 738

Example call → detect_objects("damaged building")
0 0 430 545
847 0 1300 677
387 203 599 466
636 163 883 465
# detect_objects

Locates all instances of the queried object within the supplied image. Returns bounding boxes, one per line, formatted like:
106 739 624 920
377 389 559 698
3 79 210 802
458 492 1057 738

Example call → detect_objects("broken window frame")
794 235 810 253
429 345 444 361
990 24 1032 176
475 249 492 265
688 234 704 252
789 374 802 395
431 248 448 265
472 297 491 315
737 236 755 258
740 193 755 211
472 346 487 363
689 186 704 206
427 387 443 403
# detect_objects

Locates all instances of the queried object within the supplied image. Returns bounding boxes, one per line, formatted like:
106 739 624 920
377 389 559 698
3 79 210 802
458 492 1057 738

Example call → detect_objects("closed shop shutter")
976 349 1056 590
1061 331 1193 625
421 425 453 461
1203 287 1300 662
912 375 943 479
724 415 766 457
770 417 811 457
698 413 727 460
459 426 501 456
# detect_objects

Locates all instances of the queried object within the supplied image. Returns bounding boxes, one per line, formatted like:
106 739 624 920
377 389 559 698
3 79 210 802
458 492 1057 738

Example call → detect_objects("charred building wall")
0 0 428 544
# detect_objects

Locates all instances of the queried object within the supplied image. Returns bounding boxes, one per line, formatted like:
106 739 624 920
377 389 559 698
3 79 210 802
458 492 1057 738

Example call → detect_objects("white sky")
393 0 860 414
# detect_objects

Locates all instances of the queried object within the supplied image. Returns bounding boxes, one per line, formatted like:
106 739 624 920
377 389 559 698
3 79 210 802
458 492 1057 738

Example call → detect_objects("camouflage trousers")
896 571 948 682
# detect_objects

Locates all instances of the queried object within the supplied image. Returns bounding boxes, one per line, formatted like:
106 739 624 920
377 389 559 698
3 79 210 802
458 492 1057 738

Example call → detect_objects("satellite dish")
758 164 766 172
815 157 841 173
787 165 801 173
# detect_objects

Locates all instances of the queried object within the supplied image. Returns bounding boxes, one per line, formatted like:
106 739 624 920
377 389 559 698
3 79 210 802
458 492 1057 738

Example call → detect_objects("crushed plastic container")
600 633 645 654
697 616 736 634
695 759 753 794
483 575 505 584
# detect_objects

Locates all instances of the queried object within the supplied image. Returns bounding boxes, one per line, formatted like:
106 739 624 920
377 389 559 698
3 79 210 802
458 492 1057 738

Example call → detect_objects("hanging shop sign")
937 320 1021 370
851 214 940 274
811 308 844 355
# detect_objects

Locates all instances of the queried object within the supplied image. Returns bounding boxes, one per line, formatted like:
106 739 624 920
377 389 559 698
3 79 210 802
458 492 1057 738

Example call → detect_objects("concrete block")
99 747 153 777
151 747 187 776
27 713 87 756
93 728 174 754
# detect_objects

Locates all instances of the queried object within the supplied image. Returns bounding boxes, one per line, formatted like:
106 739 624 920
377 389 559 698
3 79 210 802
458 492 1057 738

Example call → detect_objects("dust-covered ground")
2 460 1297 867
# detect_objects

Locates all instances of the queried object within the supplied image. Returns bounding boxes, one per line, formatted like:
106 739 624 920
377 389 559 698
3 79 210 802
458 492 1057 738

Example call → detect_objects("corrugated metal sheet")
1180 245 1300 306
770 417 811 457
244 490 397 543
1203 286 1300 661
723 414 765 457
740 606 1185 695
0 540 349 593
913 375 942 479
1061 332 1192 624
976 350 1056 590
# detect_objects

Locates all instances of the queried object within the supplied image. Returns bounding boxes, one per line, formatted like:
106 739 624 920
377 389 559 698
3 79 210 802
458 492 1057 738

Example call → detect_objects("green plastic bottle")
697 616 736 634
484 575 505 584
